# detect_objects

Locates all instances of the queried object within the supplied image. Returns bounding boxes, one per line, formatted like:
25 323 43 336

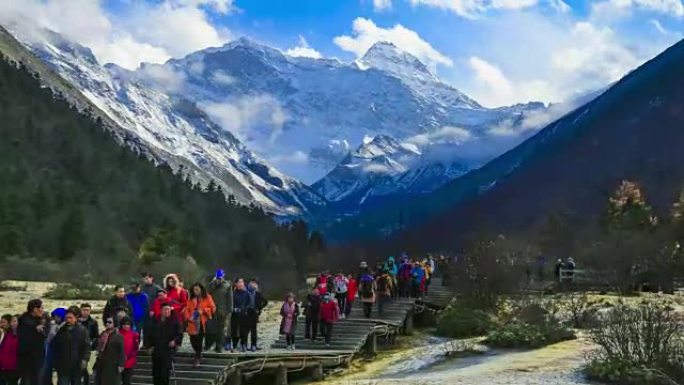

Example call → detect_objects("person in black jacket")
151 304 182 385
141 273 162 350
52 308 90 385
246 279 268 352
78 303 98 385
103 287 133 327
231 279 250 353
17 299 46 385
303 288 322 341
94 317 125 385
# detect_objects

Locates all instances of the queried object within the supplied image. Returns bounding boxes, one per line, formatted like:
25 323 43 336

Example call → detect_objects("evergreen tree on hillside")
0 57 319 286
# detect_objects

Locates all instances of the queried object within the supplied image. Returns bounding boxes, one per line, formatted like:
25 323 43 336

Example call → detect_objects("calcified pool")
325 333 598 385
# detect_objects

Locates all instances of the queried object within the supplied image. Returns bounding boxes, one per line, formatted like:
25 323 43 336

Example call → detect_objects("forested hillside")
0 57 323 286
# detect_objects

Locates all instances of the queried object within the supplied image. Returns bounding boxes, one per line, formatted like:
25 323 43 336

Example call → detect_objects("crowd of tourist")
0 254 445 385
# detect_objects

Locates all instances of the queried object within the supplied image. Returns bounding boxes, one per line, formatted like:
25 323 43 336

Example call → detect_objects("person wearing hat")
118 317 139 385
207 269 232 353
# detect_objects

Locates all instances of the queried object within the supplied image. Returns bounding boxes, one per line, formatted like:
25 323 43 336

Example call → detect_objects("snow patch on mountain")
159 39 546 184
7 26 323 216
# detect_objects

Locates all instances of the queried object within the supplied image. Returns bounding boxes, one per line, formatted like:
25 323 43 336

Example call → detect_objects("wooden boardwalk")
131 277 454 385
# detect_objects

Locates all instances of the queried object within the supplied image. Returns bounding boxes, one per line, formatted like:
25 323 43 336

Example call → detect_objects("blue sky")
4 0 684 106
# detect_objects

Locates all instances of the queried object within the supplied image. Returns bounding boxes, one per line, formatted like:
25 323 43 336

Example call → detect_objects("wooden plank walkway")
130 277 456 384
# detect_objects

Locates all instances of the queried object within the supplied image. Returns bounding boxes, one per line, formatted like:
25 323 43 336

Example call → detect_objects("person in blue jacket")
384 256 399 298
125 283 149 335
411 262 425 298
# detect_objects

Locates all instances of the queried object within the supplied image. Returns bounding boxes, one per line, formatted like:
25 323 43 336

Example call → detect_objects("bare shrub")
587 300 684 384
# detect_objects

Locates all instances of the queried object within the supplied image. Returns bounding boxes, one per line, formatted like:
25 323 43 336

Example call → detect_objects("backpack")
360 278 373 298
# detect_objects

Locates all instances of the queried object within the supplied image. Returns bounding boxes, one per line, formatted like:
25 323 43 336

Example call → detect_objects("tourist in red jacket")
118 317 139 385
151 290 168 321
164 274 188 323
345 275 357 318
319 294 340 348
0 314 19 385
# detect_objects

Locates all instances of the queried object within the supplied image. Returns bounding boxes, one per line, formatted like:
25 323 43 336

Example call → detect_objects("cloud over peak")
334 17 453 70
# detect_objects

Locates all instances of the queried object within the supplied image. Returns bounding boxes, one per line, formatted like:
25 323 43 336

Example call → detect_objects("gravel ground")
327 335 598 385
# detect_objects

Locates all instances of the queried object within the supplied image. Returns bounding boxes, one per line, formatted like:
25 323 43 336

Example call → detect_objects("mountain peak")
359 41 433 79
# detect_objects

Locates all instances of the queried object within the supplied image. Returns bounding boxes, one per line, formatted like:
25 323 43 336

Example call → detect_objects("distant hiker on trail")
345 274 357 318
359 271 377 318
376 269 393 316
303 288 321 342
103 286 133 328
141 273 162 349
125 283 149 334
0 314 20 385
118 317 139 385
422 260 432 294
554 259 563 281
398 259 413 298
185 283 216 367
93 316 125 385
151 304 181 385
279 293 299 351
231 278 250 353
333 273 348 319
319 293 340 348
246 279 268 352
18 299 46 385
411 262 425 298
51 307 89 385
384 256 399 298
566 258 576 281
207 269 232 353
315 274 328 296
357 262 368 284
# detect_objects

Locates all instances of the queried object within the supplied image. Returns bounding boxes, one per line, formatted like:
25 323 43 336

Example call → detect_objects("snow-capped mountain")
160 39 547 185
311 134 477 207
3 25 323 216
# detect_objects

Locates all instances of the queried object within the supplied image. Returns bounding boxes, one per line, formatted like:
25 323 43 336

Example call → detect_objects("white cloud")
408 0 538 18
549 0 571 12
285 35 323 59
271 151 309 164
551 22 639 88
334 17 453 70
123 2 230 60
591 0 684 20
373 0 394 11
171 0 237 14
136 63 188 93
465 56 556 106
407 126 473 146
202 95 289 143
0 0 231 70
650 19 672 34
211 70 238 85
